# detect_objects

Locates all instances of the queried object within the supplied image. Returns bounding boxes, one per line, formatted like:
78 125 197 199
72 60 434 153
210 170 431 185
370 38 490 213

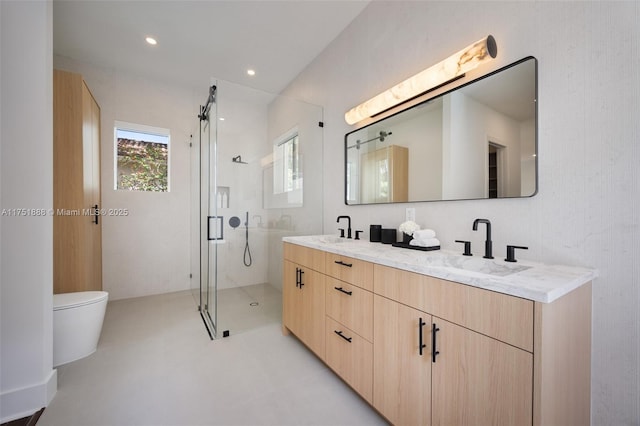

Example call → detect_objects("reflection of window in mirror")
346 162 358 203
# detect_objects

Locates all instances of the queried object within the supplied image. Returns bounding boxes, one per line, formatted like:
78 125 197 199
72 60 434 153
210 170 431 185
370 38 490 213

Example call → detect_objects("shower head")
232 155 248 164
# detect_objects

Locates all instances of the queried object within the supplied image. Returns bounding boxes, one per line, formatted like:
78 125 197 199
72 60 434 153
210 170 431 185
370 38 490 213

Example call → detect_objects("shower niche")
216 186 230 209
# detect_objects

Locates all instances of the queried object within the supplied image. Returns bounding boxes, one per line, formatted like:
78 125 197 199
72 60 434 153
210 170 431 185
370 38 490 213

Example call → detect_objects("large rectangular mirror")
345 56 537 205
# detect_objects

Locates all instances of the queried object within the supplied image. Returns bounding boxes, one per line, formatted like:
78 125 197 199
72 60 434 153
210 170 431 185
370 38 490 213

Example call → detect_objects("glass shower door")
198 85 218 338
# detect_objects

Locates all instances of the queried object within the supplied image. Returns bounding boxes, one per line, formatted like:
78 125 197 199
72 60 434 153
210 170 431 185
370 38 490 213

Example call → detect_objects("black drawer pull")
334 260 353 268
299 269 304 288
432 323 440 362
419 318 427 356
334 286 353 296
295 267 300 288
334 330 352 343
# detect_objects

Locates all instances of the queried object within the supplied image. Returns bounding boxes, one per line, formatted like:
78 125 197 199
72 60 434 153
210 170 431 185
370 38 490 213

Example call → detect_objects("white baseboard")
0 369 57 423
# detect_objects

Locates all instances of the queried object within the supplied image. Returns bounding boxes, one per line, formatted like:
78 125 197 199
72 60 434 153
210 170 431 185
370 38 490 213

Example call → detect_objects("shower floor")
215 282 282 338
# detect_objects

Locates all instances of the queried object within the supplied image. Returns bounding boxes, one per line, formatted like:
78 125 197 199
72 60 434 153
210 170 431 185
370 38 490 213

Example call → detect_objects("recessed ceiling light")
247 69 256 76
145 37 157 45
219 117 225 121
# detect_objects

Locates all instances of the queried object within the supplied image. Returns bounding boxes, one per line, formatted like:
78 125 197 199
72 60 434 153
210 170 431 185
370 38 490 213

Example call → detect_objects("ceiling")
53 0 369 94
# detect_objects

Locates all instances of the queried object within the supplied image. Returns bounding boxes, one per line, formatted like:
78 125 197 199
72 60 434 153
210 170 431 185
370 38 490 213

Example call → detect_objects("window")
115 122 169 192
273 131 300 194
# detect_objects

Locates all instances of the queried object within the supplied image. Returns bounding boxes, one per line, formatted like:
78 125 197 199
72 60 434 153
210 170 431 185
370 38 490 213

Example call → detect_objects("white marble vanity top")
283 235 598 303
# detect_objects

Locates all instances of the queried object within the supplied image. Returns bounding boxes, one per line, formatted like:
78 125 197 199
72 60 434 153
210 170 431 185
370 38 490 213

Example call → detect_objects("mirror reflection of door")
488 142 505 198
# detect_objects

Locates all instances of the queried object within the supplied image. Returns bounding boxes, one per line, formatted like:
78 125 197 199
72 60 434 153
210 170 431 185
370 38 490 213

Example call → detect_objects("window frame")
114 121 171 192
273 127 300 195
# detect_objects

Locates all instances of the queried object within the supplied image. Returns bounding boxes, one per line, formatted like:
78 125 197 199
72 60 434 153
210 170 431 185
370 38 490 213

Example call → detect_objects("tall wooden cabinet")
361 145 408 203
53 69 102 294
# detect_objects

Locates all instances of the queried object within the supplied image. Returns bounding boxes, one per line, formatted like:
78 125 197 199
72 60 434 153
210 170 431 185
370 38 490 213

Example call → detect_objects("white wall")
444 91 522 198
0 1 57 422
53 56 198 300
282 2 640 424
397 107 442 200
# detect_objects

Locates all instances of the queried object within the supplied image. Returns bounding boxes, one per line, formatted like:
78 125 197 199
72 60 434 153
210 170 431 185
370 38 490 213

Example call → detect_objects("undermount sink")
316 235 348 244
441 254 531 277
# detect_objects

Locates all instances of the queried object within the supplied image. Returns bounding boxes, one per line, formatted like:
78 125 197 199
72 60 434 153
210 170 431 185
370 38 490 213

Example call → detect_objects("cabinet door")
282 260 325 358
431 318 533 426
299 266 325 357
82 82 102 291
373 295 431 426
283 260 302 337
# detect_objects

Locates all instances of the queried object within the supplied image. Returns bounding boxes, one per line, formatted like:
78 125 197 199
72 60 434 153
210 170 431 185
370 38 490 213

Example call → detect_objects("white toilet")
53 291 108 367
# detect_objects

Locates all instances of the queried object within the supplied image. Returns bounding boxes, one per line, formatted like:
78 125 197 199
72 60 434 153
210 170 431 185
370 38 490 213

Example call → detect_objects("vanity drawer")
325 253 373 291
283 242 325 273
325 316 373 404
326 277 373 341
373 264 534 352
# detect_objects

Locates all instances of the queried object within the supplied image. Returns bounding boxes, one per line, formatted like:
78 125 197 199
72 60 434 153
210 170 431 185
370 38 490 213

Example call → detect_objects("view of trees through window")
115 126 169 192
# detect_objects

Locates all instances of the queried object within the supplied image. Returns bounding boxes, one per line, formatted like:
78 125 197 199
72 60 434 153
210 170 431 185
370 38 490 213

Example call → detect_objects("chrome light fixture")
344 35 498 125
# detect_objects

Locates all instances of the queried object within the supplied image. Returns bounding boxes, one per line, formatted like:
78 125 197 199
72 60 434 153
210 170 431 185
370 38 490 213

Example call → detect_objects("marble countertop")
283 235 598 303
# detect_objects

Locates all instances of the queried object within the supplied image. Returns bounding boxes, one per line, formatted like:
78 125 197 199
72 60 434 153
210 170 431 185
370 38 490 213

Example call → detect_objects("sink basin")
442 254 531 277
316 235 347 244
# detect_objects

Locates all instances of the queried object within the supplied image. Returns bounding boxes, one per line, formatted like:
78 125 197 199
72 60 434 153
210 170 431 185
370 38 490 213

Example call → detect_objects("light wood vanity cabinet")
282 242 591 426
373 265 534 425
53 69 102 294
282 244 326 358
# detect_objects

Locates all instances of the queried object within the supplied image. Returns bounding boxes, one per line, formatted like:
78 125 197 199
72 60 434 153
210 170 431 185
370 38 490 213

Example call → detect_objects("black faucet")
337 215 352 239
472 218 493 259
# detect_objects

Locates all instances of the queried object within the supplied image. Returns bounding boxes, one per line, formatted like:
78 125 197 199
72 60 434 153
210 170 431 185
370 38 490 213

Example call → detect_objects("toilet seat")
54 291 108 310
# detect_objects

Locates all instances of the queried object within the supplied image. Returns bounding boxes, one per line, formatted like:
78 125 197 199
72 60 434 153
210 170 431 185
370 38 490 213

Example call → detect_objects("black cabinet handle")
419 318 427 356
295 267 300 288
93 204 99 225
334 260 353 268
299 269 304 288
334 330 352 343
334 286 353 296
432 323 440 363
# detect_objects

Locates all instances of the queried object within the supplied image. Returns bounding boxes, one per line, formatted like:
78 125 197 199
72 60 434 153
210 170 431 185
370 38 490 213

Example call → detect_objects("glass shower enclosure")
193 84 219 338
191 79 323 339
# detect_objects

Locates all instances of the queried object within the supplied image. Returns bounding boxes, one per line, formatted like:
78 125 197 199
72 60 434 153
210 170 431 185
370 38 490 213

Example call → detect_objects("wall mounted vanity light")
344 35 498 125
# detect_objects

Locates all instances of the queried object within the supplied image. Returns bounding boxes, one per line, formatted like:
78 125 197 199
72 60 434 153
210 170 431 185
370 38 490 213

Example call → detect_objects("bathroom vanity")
282 236 596 426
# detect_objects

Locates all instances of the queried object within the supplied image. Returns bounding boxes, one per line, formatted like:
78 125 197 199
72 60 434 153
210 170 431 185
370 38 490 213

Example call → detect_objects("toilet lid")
54 291 108 310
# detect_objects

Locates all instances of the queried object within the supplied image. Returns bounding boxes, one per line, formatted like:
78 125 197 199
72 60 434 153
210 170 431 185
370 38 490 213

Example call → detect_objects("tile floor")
39 287 387 426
